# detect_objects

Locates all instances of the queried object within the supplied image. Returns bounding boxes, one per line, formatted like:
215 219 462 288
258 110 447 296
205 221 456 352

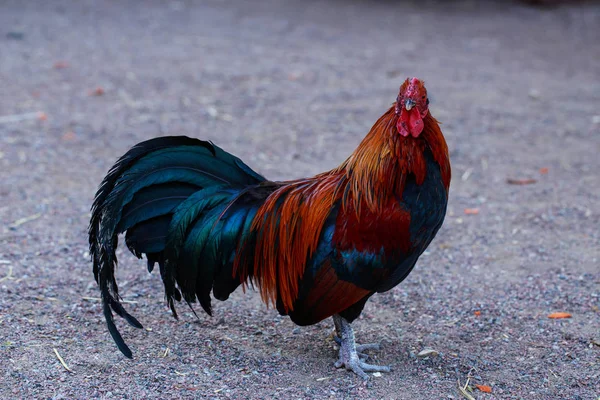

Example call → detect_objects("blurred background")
1 1 599 399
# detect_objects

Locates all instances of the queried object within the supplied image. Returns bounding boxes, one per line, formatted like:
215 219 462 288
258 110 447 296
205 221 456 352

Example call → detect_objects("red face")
395 77 430 138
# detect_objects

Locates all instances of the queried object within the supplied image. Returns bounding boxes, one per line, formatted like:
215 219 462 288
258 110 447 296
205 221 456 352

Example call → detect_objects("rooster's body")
89 78 451 378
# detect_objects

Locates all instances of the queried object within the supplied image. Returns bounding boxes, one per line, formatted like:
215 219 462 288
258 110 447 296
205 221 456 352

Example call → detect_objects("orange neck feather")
235 104 451 312
337 106 450 212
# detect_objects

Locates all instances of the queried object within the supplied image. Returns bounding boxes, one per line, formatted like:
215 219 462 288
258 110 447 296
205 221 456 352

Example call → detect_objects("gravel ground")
1 1 599 399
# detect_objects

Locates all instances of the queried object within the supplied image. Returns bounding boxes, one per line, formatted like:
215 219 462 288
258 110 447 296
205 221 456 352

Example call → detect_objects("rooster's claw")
332 315 391 379
335 356 391 379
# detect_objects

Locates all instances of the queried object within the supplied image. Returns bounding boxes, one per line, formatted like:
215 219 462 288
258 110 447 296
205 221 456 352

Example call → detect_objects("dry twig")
82 296 138 304
0 266 14 283
507 178 537 185
457 367 478 400
457 378 476 400
9 213 42 229
53 348 73 373
0 112 45 124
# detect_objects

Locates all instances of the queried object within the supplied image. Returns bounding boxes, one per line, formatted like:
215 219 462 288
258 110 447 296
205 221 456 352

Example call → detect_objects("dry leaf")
548 312 572 319
37 112 47 121
539 167 549 174
475 384 492 393
62 131 76 141
53 61 69 69
90 87 105 96
474 311 481 316
464 208 480 215
507 178 537 185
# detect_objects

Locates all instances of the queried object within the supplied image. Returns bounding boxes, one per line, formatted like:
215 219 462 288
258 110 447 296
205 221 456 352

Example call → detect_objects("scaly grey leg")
331 314 391 379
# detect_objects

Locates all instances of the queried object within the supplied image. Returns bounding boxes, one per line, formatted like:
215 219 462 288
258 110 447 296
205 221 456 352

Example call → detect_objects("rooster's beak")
404 99 416 111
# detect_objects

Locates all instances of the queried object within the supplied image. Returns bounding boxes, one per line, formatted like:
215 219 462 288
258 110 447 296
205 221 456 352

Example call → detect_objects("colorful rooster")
89 77 451 378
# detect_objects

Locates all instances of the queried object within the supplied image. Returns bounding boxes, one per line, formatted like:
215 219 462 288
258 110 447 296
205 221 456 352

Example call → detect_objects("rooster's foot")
332 314 391 379
332 335 381 360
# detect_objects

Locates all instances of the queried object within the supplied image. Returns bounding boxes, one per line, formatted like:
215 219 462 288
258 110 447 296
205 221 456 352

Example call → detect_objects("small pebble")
528 89 541 99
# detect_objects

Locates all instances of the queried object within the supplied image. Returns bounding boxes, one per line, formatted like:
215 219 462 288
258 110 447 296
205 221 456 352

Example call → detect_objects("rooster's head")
395 77 430 138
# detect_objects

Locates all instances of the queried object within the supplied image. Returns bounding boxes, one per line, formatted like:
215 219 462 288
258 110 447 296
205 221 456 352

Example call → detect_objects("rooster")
89 77 451 378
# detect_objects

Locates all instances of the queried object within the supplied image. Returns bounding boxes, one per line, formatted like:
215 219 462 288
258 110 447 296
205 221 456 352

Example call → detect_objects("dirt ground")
1 0 599 399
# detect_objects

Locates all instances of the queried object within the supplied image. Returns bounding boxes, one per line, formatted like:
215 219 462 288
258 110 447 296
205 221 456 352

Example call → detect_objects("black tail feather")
89 136 267 358
109 296 143 329
90 137 215 283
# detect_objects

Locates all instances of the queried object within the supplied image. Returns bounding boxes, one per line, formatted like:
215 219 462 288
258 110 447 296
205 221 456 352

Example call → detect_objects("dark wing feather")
287 260 371 326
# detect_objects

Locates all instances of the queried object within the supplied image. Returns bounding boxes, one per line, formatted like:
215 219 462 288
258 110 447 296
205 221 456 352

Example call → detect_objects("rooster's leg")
333 333 382 353
332 314 391 379
333 316 382 357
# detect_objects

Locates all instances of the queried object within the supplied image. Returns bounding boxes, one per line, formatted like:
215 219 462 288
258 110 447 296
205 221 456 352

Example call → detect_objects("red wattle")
397 112 409 137
408 108 424 137
397 108 424 137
